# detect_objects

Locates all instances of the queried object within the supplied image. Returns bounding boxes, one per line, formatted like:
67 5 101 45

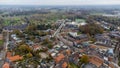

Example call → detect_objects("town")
0 5 120 68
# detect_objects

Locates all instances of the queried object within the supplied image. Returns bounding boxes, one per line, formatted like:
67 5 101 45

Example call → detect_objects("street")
0 51 6 68
0 30 9 68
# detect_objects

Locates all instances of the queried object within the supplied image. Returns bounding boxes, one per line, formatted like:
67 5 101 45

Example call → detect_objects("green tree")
68 63 79 68
26 53 33 58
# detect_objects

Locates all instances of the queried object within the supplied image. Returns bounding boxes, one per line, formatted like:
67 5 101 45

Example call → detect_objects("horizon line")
1 4 120 6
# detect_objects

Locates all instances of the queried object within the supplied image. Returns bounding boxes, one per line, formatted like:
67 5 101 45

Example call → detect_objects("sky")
0 0 120 5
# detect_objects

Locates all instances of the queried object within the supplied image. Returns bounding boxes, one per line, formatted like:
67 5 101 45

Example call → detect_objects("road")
52 20 65 37
0 51 6 68
0 30 9 68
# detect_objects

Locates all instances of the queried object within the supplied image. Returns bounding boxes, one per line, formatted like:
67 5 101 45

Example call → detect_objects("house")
63 36 75 42
76 34 89 41
107 49 114 54
68 52 80 65
65 23 78 28
66 20 87 28
55 54 65 63
106 48 114 56
2 62 10 68
95 34 112 47
108 57 114 62
51 53 57 57
81 42 90 47
109 31 120 39
8 55 23 62
79 49 85 53
58 36 73 46
89 45 97 49
33 45 42 51
6 52 12 58
4 23 28 30
26 40 34 46
108 63 115 68
11 34 22 43
66 50 71 56
62 62 68 68
82 63 97 68
89 55 104 68
39 52 49 59
70 34 88 42
68 32 78 38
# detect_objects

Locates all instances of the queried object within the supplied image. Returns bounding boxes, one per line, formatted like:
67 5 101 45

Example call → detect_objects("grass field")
75 19 86 23
0 40 3 45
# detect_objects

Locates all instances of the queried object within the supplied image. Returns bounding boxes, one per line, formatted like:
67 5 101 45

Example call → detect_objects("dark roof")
4 24 28 30
95 34 110 40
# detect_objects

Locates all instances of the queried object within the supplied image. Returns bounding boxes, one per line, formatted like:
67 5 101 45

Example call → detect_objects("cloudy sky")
0 0 120 5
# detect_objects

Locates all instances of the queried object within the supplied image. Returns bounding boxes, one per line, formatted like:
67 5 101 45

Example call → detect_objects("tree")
79 23 104 36
25 24 37 35
42 38 50 45
68 63 79 68
16 44 32 55
42 38 53 49
13 29 21 36
80 55 89 65
26 53 33 58
47 43 53 49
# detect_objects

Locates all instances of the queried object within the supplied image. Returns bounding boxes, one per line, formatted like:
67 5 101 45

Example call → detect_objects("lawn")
69 63 79 68
75 19 86 23
0 40 4 45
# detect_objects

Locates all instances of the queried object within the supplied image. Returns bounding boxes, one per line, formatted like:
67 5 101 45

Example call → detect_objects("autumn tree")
80 55 89 65
79 23 104 36
42 38 53 49
15 44 32 55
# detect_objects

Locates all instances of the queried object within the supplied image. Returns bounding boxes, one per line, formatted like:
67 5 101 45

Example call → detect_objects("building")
7 53 23 62
95 34 112 47
109 31 120 39
89 55 104 68
62 62 68 68
4 24 28 30
2 62 10 68
55 54 65 63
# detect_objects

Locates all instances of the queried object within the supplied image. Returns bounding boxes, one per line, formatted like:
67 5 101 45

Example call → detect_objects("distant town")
0 5 120 68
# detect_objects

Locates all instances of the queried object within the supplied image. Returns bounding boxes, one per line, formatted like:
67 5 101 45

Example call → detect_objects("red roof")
80 49 85 53
8 55 23 62
55 54 65 63
33 45 40 49
6 52 12 58
66 50 71 55
62 62 68 68
2 62 9 68
90 45 97 49
89 56 104 67
109 63 115 68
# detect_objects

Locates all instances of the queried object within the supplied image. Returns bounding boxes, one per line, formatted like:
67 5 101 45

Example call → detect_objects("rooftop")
62 62 68 68
55 54 65 63
8 55 23 62
2 62 10 68
89 55 104 67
